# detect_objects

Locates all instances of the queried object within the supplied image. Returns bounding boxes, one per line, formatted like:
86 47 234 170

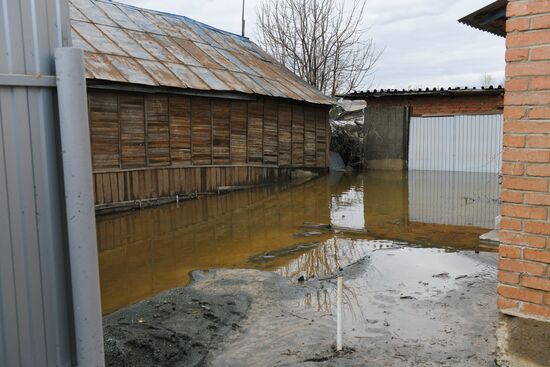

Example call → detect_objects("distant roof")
458 0 506 37
343 86 504 99
69 0 333 105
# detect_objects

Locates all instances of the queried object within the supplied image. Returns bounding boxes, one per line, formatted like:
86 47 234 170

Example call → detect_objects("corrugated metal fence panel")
408 171 500 229
0 1 74 366
409 114 503 173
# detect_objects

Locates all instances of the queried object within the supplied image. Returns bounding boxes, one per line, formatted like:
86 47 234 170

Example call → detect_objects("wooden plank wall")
88 90 330 205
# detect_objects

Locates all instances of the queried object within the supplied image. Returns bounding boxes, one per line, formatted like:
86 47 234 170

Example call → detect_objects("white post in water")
337 274 343 351
176 194 180 207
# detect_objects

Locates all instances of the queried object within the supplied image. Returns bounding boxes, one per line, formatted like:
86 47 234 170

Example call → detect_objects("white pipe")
55 47 105 367
337 274 343 351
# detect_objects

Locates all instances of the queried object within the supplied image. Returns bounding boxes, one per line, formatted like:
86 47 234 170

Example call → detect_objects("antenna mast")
241 0 246 37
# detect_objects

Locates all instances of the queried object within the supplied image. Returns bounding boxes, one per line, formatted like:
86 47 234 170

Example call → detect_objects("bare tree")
480 73 495 87
256 0 380 97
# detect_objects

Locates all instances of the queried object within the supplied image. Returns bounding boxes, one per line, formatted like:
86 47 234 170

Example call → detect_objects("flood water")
96 170 500 314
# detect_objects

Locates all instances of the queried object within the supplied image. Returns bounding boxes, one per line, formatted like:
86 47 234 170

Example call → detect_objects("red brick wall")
498 0 550 321
365 94 503 116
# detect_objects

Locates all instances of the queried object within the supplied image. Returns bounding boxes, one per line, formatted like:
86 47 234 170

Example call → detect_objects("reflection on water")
96 170 500 314
298 246 496 340
409 170 500 228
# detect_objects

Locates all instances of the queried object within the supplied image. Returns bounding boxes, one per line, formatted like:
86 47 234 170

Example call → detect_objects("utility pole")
241 0 246 37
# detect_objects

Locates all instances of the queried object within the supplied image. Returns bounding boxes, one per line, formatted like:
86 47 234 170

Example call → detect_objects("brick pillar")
498 0 550 320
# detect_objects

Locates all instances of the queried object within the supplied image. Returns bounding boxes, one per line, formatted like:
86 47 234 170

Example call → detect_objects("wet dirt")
103 283 250 367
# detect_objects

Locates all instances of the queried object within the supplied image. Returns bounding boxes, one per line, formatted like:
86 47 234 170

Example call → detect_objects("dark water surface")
96 170 500 314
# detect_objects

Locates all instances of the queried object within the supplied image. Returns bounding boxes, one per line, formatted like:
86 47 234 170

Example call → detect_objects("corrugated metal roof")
344 86 504 99
69 0 333 105
458 0 506 38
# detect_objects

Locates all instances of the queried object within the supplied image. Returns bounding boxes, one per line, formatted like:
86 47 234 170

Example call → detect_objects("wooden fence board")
247 99 263 163
291 104 304 165
169 96 191 164
304 105 316 166
277 103 292 166
146 95 170 166
263 99 278 165
191 97 212 165
89 92 119 169
230 100 247 164
212 99 231 164
316 108 328 166
119 95 146 168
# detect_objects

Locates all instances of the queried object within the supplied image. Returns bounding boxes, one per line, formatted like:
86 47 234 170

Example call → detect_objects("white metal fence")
408 114 503 173
1 1 103 366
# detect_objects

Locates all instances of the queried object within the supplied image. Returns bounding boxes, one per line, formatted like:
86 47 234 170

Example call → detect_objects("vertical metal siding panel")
411 117 417 170
409 114 503 173
0 0 74 366
409 117 417 171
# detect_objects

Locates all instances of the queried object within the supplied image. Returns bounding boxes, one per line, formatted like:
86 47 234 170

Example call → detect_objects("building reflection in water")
96 170 500 314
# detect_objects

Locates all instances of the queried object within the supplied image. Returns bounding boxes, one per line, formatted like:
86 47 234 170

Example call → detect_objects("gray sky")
116 0 505 90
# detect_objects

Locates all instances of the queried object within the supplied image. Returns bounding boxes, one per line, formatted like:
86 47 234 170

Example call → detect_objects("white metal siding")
0 1 74 366
408 114 503 173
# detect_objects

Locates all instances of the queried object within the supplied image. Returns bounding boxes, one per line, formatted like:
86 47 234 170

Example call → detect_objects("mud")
104 247 499 366
103 284 250 367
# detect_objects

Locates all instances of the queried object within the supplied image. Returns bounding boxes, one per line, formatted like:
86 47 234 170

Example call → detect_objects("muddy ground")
103 248 498 367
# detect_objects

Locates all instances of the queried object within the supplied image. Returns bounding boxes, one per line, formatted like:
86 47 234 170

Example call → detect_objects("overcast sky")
116 0 505 91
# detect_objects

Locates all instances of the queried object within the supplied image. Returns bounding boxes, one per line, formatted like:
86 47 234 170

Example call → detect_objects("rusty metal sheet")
232 72 269 95
172 38 221 70
70 0 333 105
203 29 237 51
216 49 259 76
180 19 222 48
137 60 185 88
160 16 203 42
71 29 96 53
150 35 201 67
97 25 154 60
267 79 304 102
117 5 164 35
72 20 127 56
125 30 178 63
106 55 157 86
193 43 240 72
164 63 209 90
249 75 285 98
95 1 141 31
69 3 89 22
83 52 126 81
211 70 252 94
139 10 183 38
70 0 117 26
188 66 230 91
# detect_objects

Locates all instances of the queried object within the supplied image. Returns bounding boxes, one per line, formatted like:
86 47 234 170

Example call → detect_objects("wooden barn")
68 0 333 209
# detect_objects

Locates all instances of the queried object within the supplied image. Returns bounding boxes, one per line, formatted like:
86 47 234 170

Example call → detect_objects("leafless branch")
256 0 381 97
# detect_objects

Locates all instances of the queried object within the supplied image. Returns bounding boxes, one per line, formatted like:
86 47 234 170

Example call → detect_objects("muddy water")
96 170 500 314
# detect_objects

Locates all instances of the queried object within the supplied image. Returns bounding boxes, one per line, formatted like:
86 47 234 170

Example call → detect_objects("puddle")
96 170 500 314
294 244 496 340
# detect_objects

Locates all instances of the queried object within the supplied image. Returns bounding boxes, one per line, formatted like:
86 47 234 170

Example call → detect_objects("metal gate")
408 114 503 173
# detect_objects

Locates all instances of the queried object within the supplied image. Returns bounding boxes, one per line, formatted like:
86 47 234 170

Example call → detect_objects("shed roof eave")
341 86 505 100
85 79 334 106
458 0 506 37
